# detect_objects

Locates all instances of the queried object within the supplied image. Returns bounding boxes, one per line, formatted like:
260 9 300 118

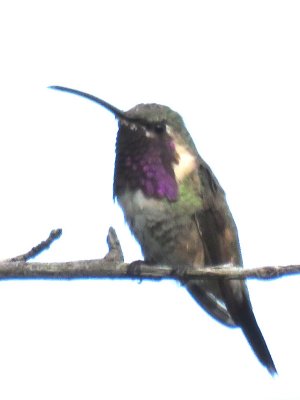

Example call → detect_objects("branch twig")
10 229 62 262
0 227 299 281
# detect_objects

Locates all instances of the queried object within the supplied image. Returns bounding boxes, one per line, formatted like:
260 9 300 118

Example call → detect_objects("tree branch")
0 227 299 281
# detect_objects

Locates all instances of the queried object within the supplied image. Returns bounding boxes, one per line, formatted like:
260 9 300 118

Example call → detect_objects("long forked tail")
219 280 277 375
186 280 276 374
238 302 277 375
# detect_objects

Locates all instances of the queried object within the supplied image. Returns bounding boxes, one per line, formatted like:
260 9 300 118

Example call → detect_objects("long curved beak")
49 86 126 120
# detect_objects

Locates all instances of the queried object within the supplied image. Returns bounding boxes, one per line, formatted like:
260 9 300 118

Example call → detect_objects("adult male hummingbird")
50 85 277 375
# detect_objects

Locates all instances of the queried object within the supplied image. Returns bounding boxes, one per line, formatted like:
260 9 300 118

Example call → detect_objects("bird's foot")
127 260 144 277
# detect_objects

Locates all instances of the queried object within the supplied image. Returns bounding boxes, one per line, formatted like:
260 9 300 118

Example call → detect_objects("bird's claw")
127 260 143 277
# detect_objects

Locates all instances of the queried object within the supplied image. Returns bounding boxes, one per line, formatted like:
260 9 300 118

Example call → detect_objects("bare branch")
0 227 299 281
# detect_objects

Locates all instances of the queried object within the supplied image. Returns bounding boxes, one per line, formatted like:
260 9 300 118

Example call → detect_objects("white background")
0 1 300 399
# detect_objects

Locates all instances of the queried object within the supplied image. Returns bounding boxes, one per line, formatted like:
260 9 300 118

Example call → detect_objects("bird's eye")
153 123 166 135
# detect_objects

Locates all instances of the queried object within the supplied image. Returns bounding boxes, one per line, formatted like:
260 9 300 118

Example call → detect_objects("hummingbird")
50 85 277 375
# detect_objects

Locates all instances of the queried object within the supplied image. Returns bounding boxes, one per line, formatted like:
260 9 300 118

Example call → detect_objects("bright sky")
0 1 300 399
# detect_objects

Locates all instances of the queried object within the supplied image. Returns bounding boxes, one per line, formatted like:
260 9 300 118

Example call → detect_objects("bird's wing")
193 158 276 374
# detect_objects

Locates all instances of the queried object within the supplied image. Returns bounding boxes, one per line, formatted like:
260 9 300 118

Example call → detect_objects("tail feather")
186 281 237 327
186 280 276 374
220 280 277 375
238 302 277 375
